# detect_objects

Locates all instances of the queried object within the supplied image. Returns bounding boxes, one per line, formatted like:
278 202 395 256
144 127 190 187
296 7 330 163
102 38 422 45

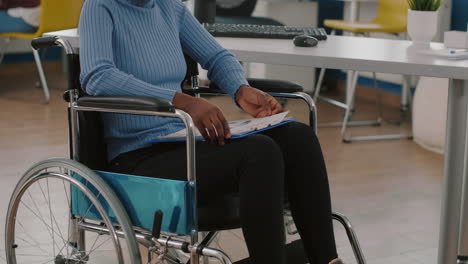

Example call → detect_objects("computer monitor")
193 0 216 24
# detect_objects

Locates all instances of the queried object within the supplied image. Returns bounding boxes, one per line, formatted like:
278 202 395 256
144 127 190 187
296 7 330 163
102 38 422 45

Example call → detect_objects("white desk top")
45 28 468 80
217 36 468 80
44 28 79 48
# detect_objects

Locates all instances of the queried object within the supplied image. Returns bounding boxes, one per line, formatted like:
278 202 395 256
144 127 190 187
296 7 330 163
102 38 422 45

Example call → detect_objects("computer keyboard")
204 23 328 41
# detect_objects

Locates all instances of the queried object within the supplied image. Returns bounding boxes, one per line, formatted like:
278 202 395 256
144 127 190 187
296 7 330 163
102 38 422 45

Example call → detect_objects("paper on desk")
159 111 291 140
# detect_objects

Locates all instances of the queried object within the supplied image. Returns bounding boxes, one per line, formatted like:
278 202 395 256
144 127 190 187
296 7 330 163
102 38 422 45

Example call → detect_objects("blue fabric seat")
72 171 197 235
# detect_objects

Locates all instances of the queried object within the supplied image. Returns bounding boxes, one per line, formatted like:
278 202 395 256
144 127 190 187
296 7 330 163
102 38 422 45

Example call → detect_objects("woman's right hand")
173 92 231 145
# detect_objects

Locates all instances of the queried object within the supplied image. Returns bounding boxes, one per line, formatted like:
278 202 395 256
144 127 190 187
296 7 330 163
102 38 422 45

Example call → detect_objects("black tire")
216 0 257 17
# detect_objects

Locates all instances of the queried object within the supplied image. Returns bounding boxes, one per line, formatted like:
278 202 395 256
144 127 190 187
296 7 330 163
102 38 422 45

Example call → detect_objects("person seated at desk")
0 0 40 33
79 0 344 263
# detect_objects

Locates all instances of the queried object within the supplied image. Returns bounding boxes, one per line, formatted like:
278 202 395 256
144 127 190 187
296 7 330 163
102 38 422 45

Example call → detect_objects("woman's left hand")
235 85 283 118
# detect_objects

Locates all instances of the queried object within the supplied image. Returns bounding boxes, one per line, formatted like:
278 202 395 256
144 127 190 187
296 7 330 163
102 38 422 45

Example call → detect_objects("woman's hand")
173 92 231 145
235 85 283 118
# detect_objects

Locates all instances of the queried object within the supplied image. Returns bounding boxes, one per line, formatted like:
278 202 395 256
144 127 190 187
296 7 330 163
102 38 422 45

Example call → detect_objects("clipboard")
150 112 296 143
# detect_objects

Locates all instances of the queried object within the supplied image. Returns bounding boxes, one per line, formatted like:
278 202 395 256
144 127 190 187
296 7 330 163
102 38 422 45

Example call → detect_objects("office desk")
45 29 468 264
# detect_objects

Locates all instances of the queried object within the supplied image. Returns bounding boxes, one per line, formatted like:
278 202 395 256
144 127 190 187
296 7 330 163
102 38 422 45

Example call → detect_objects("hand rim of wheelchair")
4 158 142 264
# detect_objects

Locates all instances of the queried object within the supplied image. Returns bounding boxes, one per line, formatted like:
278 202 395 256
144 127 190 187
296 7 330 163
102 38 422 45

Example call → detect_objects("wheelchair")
4 36 366 264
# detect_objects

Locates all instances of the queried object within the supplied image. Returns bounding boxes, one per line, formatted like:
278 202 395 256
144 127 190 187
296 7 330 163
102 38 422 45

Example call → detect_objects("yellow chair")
0 0 83 103
324 0 408 34
314 0 411 143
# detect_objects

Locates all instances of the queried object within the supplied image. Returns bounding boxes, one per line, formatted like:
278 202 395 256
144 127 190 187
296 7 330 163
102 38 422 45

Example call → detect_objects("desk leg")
346 71 355 111
438 79 468 264
459 82 468 263
401 75 411 112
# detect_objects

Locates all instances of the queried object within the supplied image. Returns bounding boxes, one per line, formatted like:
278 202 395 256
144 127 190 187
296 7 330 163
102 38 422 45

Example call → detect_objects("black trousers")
108 122 338 264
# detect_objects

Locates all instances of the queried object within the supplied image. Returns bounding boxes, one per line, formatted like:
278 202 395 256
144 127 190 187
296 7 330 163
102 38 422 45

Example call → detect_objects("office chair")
0 0 82 103
5 36 366 264
215 0 284 26
315 0 411 142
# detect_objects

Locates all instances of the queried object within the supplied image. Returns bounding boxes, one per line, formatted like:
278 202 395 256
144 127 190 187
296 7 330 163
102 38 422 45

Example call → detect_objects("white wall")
248 0 319 92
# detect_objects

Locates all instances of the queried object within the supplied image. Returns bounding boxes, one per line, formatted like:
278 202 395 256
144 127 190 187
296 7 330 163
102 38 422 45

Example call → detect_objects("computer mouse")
293 35 318 47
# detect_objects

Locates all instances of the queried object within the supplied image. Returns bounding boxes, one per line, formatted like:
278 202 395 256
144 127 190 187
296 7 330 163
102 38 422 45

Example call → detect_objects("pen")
450 49 468 54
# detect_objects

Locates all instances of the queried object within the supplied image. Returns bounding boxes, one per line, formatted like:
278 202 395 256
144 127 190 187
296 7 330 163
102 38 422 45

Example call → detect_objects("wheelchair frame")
5 36 366 264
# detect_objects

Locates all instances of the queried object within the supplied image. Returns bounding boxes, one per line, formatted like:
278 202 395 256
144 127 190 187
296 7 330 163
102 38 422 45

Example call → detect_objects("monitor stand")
193 0 216 24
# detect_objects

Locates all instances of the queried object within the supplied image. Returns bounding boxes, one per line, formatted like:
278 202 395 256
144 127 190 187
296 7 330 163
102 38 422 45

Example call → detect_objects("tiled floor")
0 63 444 264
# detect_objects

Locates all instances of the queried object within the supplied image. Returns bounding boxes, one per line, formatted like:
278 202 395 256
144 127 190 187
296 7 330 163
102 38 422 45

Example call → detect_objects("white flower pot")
407 9 439 49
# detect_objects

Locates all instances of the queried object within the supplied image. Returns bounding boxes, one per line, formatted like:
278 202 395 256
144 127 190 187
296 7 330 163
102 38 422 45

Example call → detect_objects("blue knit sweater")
79 0 248 161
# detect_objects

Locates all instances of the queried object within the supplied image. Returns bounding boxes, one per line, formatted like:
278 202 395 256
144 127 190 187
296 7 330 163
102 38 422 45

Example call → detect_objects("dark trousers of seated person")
108 122 338 264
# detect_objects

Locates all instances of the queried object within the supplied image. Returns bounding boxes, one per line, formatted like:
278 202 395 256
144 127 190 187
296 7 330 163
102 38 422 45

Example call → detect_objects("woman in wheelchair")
79 0 343 263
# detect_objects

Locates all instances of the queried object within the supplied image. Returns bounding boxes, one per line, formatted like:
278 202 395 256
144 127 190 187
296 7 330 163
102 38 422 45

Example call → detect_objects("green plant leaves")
407 0 443 11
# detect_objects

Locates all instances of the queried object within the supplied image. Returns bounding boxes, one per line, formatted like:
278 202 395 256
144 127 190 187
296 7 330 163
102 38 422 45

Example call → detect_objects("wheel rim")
5 160 141 264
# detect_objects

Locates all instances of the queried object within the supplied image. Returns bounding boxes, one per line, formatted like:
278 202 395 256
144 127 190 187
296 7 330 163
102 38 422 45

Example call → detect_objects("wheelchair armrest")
207 78 304 94
77 96 175 113
246 78 304 93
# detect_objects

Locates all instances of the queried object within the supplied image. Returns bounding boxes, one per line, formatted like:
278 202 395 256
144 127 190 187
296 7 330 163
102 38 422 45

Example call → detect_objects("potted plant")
407 0 444 49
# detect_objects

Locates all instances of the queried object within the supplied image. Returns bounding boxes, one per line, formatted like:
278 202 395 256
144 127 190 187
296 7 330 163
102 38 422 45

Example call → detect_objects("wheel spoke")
15 253 50 257
19 201 66 248
17 221 49 254
15 236 46 253
26 189 53 239
36 179 67 256
78 192 102 225
87 230 104 257
21 193 54 241
46 178 56 257
55 242 68 259
10 161 130 264
17 176 71 261
38 179 67 245
62 179 72 258
80 236 112 261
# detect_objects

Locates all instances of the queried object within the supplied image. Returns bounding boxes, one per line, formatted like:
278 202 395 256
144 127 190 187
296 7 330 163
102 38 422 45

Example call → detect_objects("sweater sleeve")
79 0 177 102
178 3 248 98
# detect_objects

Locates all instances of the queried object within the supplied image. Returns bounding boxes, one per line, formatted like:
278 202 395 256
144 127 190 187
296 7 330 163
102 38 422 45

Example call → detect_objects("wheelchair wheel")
5 158 141 264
